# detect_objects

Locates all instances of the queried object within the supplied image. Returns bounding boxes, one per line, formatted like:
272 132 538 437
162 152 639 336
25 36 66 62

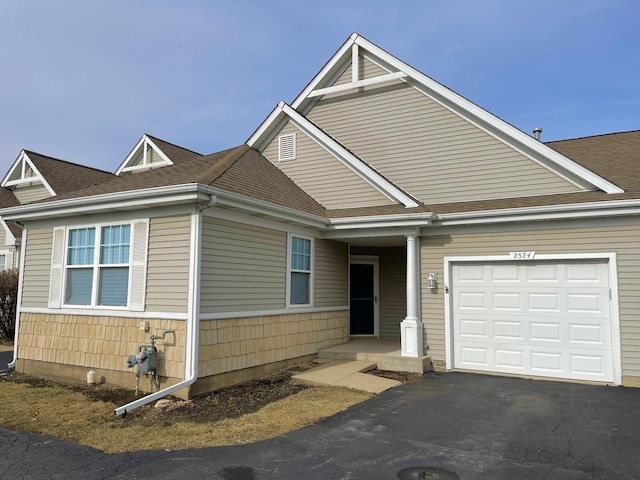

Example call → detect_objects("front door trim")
443 252 621 385
350 255 380 337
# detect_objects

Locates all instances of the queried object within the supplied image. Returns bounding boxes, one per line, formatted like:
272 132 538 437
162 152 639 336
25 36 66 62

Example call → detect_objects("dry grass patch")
0 368 373 453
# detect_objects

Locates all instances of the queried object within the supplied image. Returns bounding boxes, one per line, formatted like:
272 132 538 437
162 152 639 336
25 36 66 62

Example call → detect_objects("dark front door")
350 263 375 335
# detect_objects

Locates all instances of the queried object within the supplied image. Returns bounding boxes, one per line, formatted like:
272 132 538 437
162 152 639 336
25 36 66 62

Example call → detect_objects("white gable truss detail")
288 33 623 195
115 135 174 175
1 150 56 196
248 102 419 208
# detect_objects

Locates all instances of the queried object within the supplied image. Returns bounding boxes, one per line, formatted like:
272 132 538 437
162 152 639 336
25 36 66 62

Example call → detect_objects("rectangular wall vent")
278 133 296 161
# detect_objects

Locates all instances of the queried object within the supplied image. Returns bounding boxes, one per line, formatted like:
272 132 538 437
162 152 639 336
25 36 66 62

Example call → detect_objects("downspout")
114 195 214 415
8 227 28 369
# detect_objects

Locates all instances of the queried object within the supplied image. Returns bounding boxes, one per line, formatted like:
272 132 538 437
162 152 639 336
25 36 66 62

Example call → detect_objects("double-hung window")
288 234 313 306
65 224 131 307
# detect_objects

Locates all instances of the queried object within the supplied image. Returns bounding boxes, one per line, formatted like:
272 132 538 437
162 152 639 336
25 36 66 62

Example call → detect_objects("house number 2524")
509 251 536 260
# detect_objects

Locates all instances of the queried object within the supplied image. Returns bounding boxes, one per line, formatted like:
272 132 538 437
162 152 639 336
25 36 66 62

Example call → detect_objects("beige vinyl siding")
379 247 405 340
145 215 191 313
332 55 391 86
421 224 640 379
314 239 348 307
262 121 394 209
21 228 53 308
307 83 579 204
13 184 51 204
200 217 286 313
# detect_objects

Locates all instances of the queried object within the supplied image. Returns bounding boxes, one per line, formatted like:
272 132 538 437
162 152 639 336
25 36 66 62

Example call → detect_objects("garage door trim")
443 253 621 384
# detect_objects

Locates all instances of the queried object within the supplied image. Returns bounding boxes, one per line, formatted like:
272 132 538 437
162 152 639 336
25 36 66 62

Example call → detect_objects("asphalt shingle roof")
6 130 639 220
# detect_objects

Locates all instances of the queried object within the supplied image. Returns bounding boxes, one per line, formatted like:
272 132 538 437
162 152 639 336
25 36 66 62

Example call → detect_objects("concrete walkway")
292 360 401 393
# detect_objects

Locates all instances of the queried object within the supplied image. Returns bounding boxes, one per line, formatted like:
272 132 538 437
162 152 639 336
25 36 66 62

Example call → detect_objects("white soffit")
1 150 56 196
287 33 623 195
115 134 174 175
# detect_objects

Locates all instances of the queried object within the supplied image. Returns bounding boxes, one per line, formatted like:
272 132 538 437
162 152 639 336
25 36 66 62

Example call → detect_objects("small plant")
0 269 18 343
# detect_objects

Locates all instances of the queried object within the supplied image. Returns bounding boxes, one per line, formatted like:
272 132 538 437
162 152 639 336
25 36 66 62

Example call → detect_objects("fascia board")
351 35 623 195
291 33 357 110
0 150 25 186
246 102 287 149
22 153 56 196
1 151 56 196
328 212 434 230
436 199 640 225
280 104 419 208
115 135 146 176
1 184 209 221
145 137 175 166
201 185 328 229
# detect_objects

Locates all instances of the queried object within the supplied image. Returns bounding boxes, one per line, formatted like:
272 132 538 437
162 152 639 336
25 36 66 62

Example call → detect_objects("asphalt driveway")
1 372 639 479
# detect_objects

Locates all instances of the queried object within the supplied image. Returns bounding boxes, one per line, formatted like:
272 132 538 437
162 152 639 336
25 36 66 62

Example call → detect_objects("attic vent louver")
278 133 296 161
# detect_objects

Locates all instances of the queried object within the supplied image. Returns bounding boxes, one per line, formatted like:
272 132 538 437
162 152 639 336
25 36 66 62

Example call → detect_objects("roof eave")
435 199 640 226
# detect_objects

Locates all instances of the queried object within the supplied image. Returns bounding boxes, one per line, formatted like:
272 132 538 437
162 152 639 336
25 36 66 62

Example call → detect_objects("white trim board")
442 253 621 385
284 33 622 195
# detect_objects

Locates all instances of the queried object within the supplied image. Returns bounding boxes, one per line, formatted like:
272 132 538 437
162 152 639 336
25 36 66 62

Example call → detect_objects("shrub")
0 269 19 343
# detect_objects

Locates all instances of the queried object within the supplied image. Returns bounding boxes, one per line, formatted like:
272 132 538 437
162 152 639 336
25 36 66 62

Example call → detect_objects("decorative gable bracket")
1 150 55 195
115 135 174 175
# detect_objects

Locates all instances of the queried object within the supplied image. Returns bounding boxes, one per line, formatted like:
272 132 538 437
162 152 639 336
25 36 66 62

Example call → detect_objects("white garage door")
452 259 614 382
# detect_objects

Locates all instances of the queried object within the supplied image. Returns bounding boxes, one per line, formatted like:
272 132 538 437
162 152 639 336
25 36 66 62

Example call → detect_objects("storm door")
349 257 379 336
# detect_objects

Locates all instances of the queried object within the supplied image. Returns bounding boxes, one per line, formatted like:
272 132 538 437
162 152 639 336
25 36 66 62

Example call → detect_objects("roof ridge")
23 150 113 175
144 134 203 156
196 145 251 185
546 129 640 144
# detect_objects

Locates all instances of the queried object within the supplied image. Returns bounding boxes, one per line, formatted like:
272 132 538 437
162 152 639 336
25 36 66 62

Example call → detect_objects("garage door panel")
452 260 614 383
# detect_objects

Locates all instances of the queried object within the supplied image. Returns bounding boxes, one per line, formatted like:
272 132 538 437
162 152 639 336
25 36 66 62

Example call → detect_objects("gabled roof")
25 151 115 196
30 144 325 217
250 32 623 197
1 150 114 199
115 134 203 175
247 102 419 208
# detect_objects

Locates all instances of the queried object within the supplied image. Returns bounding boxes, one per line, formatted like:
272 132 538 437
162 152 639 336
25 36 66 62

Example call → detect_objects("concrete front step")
318 341 432 374
292 360 401 394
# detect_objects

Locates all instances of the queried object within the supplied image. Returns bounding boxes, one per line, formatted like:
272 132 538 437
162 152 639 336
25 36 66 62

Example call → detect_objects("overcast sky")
0 0 637 173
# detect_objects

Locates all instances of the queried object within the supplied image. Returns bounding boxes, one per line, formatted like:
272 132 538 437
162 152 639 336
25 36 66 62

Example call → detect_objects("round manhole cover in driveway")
397 466 460 480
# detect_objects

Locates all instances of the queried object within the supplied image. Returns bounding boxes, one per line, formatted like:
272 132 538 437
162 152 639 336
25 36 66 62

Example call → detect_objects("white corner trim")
280 104 419 208
442 252 622 385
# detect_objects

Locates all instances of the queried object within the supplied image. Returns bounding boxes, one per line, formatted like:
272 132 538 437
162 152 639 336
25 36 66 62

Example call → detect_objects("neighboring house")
3 33 640 411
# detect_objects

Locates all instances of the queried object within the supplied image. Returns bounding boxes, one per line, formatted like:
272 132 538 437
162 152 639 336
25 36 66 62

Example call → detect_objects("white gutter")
114 199 207 416
437 198 640 226
328 212 434 229
1 184 208 222
8 227 28 369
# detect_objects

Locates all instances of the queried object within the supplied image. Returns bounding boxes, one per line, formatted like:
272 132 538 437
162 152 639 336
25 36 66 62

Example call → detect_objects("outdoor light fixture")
427 272 438 290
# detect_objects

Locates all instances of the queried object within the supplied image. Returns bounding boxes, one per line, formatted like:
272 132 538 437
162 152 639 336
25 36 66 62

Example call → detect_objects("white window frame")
286 233 314 308
62 223 132 309
48 219 148 312
0 250 10 271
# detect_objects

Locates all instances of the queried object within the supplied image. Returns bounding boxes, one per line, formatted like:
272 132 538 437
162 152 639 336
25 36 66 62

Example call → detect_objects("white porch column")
401 233 423 357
